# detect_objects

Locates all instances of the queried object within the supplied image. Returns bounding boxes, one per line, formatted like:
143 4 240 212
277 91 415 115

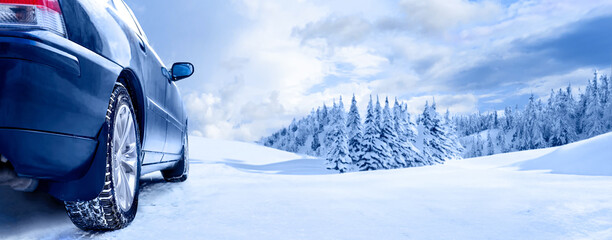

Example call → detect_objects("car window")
122 1 148 42
111 0 144 40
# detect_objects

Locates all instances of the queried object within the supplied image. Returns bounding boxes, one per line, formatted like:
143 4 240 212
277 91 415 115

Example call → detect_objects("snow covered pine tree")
393 99 424 167
325 98 352 173
381 97 405 168
346 95 364 170
419 101 462 164
357 96 391 171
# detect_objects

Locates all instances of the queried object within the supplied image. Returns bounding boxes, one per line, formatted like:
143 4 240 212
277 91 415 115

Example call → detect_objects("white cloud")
293 15 373 46
484 98 504 104
329 46 389 77
398 0 502 36
516 67 596 98
182 0 330 141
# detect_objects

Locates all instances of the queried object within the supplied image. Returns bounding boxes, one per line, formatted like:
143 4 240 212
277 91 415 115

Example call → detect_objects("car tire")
64 84 142 231
161 132 189 182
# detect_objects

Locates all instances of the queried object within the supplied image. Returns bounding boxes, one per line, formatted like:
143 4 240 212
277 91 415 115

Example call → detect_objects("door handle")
162 67 172 82
137 37 146 52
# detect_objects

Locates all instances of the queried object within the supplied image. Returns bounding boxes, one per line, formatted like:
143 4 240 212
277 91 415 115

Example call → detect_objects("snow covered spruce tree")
419 100 462 164
325 97 352 173
401 103 419 142
579 72 606 138
513 94 546 151
375 96 383 127
486 132 495 156
605 82 612 130
473 134 484 157
357 96 390 171
346 95 364 167
325 100 339 151
308 108 323 155
393 99 424 167
548 86 578 146
443 109 464 155
600 74 612 130
381 97 405 169
318 104 332 155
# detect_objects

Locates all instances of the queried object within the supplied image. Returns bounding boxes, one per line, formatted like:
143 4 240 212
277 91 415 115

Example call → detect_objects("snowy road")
2 135 612 239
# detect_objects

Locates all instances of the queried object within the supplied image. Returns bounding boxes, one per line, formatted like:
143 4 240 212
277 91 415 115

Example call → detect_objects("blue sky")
124 0 612 141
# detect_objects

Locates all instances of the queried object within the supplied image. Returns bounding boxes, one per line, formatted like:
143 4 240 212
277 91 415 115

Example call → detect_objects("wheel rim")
112 104 138 212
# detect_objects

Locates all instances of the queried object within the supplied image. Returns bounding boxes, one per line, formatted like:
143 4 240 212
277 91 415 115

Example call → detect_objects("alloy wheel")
111 104 138 212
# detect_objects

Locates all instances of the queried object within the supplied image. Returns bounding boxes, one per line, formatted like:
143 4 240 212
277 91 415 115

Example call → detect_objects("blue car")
0 0 192 230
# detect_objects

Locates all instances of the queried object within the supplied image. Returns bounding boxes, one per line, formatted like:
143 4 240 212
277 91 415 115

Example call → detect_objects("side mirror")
171 62 194 81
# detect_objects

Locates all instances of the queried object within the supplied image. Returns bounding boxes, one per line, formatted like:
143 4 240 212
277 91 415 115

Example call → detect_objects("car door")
163 78 185 157
113 0 167 164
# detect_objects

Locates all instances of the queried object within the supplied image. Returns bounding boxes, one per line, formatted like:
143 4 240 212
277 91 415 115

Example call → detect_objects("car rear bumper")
0 128 97 181
0 31 121 185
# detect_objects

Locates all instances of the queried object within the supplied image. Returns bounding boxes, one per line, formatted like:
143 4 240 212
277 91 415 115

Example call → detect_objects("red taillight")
0 0 61 12
0 0 66 36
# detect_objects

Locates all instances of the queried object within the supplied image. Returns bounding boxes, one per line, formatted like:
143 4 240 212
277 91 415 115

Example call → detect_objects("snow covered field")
2 134 612 240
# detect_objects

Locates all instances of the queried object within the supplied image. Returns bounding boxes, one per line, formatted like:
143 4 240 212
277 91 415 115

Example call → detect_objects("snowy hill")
517 131 612 176
2 135 612 239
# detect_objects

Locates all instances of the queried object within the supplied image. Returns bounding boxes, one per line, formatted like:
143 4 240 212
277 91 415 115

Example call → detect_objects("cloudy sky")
124 0 612 141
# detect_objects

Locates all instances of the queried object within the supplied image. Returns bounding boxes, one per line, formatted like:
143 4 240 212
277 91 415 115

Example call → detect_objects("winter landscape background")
4 0 612 239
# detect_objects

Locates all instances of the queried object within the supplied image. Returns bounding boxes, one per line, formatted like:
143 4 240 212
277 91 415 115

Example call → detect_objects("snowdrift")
190 137 306 165
517 132 612 176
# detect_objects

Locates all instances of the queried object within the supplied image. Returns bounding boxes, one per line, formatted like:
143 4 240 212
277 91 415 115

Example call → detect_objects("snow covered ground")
2 134 612 240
